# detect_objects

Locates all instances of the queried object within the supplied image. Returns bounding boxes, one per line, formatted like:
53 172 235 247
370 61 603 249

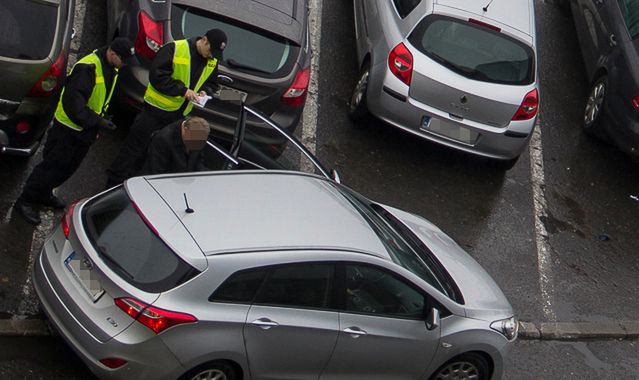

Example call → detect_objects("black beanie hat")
205 29 227 59
109 37 136 65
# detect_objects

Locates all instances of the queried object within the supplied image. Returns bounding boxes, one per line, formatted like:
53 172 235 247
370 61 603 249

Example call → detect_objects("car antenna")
483 0 494 12
183 193 194 214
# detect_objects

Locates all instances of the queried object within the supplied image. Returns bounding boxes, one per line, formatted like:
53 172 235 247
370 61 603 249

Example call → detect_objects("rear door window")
0 0 58 60
409 16 535 85
618 0 639 38
82 188 200 293
171 5 299 77
254 263 335 309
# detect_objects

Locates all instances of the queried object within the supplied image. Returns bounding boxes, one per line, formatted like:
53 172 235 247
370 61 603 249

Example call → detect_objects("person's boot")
40 195 66 210
14 199 41 225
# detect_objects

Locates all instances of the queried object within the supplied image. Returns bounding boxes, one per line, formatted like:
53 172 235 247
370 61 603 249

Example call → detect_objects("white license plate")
64 252 104 302
420 116 479 145
217 85 248 102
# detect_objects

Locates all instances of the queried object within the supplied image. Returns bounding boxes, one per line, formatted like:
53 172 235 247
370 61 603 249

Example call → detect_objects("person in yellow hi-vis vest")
14 38 135 225
106 29 227 188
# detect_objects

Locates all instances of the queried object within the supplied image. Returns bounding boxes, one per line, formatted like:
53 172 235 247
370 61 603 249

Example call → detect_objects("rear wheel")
583 75 608 139
430 352 490 380
349 63 372 122
180 361 238 380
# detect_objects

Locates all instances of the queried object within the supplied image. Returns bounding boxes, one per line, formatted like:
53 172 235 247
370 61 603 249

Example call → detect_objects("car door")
572 0 616 77
320 263 440 380
243 263 339 380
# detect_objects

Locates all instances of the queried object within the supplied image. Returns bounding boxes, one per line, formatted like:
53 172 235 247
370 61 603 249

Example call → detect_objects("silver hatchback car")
34 171 516 380
351 0 540 169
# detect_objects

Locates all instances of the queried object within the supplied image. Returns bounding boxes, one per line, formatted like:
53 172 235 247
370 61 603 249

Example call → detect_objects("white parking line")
300 0 323 159
529 121 557 321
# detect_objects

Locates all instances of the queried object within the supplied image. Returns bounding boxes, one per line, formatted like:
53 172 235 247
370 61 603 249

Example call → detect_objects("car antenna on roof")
483 0 494 12
183 193 194 214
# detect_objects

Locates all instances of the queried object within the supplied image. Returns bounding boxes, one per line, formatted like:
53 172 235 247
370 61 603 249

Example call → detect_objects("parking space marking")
530 120 557 321
300 0 323 159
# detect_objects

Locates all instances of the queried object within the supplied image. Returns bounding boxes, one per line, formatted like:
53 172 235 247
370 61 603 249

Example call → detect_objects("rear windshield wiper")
97 245 134 280
227 59 271 75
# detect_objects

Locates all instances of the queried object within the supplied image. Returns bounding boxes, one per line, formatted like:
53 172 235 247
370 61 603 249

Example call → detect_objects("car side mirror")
331 169 341 183
425 308 440 331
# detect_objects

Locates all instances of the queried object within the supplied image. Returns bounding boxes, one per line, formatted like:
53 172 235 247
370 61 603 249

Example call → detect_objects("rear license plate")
64 252 104 302
420 116 479 145
217 85 248 102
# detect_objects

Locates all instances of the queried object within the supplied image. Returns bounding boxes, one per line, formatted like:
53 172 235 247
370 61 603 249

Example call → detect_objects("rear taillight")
632 96 639 112
115 297 197 334
512 88 539 121
28 52 66 97
469 18 501 32
61 201 79 238
281 66 310 106
99 358 128 369
388 43 413 86
135 11 163 59
16 121 30 134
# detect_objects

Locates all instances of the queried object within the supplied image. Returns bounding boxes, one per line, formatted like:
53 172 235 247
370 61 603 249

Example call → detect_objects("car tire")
429 352 491 380
179 361 238 380
583 75 608 140
349 63 372 122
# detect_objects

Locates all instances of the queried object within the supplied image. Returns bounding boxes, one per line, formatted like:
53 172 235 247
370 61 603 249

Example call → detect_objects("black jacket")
141 120 206 176
60 47 117 143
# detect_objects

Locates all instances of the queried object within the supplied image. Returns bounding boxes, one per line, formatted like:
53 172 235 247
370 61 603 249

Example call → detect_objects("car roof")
176 0 304 45
435 0 534 39
126 171 390 259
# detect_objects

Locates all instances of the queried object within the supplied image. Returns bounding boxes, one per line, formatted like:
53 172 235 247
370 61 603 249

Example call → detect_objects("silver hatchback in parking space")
34 169 516 380
351 0 540 170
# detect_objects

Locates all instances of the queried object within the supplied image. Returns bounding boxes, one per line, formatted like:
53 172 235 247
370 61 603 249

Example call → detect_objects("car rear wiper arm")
227 59 271 75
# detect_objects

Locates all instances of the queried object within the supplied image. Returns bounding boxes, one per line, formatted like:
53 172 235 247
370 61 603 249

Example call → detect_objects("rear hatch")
0 0 60 100
59 186 206 342
406 14 536 128
169 0 305 118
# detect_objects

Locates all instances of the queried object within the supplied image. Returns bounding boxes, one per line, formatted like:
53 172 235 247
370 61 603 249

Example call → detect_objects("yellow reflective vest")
54 51 118 131
144 39 217 116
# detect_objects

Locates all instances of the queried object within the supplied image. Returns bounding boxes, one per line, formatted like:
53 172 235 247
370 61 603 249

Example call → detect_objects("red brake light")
512 88 539 121
99 358 128 369
281 66 310 106
135 11 164 59
16 121 30 134
61 201 78 238
115 297 197 334
469 18 501 32
28 52 66 97
388 43 413 86
632 96 639 112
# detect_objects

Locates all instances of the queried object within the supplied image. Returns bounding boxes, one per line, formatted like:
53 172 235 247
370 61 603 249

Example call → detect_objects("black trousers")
20 123 93 203
106 105 181 187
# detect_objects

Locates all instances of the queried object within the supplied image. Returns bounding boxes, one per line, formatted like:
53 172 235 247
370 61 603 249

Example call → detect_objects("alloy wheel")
189 369 228 380
584 80 605 127
350 69 369 111
433 360 480 380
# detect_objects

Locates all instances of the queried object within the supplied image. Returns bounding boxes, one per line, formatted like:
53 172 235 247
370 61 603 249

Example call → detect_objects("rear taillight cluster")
135 11 163 59
512 89 539 121
632 96 639 112
115 297 197 334
281 66 310 106
61 201 79 238
28 51 66 97
388 43 413 86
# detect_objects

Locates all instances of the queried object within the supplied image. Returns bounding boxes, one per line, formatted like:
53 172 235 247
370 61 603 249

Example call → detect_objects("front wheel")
583 75 608 139
180 361 238 380
349 64 372 122
430 352 490 380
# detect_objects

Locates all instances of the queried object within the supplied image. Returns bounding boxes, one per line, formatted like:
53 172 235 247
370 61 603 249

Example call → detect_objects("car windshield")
171 5 298 76
0 0 58 60
82 188 200 293
337 186 462 303
409 16 535 85
618 0 639 39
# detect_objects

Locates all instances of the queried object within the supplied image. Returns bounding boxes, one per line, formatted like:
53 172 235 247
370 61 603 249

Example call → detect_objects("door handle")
609 34 617 48
251 318 279 330
343 327 367 337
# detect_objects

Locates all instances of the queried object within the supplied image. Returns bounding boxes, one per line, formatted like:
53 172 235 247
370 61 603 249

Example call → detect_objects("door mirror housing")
331 168 341 183
425 308 440 331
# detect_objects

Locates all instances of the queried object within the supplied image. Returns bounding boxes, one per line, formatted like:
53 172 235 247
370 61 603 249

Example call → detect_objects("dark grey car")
106 0 311 141
0 0 75 156
569 0 639 157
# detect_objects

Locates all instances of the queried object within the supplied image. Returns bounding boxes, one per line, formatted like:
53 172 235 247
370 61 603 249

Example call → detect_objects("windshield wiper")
227 59 271 75
97 245 134 280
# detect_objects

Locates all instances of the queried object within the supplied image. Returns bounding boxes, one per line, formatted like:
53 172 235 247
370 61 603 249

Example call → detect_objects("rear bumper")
0 97 54 156
33 227 185 380
366 68 535 161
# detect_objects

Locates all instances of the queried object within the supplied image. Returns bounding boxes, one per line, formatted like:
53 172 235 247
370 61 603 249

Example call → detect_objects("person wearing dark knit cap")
105 29 228 188
14 37 135 225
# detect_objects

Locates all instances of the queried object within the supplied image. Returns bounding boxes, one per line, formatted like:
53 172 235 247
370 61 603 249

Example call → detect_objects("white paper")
192 95 212 107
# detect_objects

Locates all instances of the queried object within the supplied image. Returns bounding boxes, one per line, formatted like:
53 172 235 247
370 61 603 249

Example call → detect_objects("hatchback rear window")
409 16 535 85
171 5 299 76
0 0 58 60
82 188 200 293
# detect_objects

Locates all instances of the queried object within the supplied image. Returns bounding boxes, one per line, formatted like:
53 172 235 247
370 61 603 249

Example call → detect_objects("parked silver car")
351 0 540 169
34 169 516 380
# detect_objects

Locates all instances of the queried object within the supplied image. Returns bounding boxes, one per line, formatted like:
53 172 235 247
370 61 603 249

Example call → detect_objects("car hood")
385 205 514 320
